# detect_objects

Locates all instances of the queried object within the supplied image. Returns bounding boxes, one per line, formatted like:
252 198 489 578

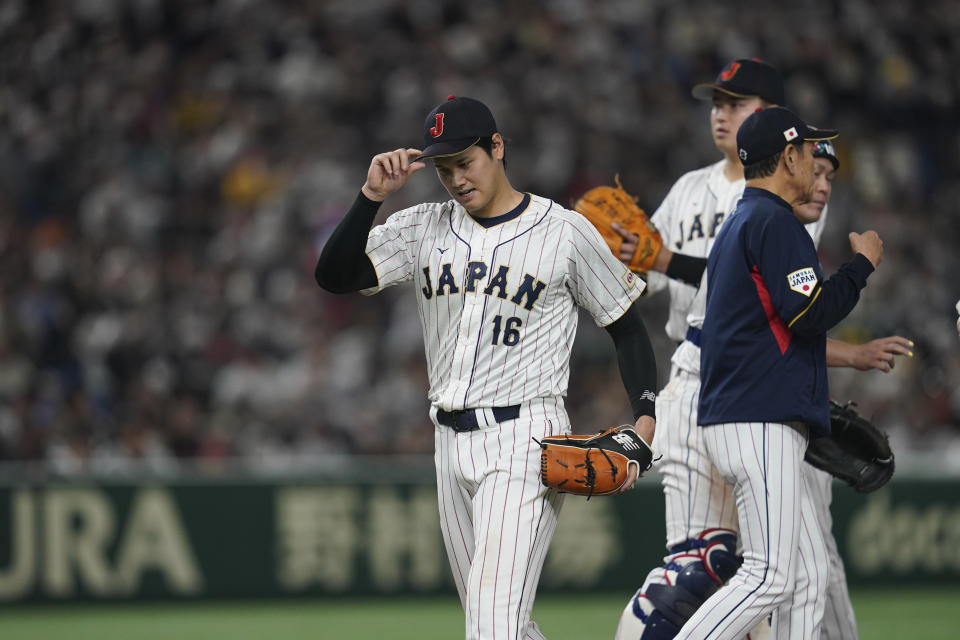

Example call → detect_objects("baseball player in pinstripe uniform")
614 61 911 640
315 95 658 640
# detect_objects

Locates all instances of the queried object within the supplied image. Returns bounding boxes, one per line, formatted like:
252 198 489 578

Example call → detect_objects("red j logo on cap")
720 62 741 81
429 113 445 138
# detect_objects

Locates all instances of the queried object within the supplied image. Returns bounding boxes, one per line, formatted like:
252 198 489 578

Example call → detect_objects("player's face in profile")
434 138 503 216
789 141 818 208
794 157 835 224
710 92 766 156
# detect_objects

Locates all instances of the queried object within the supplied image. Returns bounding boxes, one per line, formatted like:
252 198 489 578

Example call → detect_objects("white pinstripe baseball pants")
434 398 568 640
673 421 829 640
654 367 739 548
806 465 858 640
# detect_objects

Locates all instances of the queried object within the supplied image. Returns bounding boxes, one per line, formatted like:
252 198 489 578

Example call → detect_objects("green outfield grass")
2 588 957 639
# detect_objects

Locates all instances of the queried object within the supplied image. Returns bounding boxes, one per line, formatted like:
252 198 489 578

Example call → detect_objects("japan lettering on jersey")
361 194 643 410
646 161 744 342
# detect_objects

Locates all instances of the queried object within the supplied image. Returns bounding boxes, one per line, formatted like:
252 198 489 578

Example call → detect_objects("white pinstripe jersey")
361 193 644 411
667 163 829 376
646 161 746 343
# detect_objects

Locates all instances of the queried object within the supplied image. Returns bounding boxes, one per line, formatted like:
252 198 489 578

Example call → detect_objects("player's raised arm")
785 234 878 336
315 148 425 294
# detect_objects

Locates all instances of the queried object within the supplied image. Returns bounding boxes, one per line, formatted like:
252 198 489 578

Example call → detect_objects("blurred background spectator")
0 0 957 476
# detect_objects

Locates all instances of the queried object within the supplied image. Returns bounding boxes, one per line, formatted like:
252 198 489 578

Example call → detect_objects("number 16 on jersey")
491 315 522 346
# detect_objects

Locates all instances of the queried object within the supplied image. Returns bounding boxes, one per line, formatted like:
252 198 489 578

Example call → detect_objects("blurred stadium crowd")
0 0 957 475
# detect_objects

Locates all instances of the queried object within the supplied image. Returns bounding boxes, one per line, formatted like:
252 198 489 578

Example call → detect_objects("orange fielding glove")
537 426 653 499
574 175 663 274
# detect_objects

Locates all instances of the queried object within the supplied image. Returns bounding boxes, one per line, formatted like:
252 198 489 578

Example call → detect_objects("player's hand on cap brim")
363 148 427 201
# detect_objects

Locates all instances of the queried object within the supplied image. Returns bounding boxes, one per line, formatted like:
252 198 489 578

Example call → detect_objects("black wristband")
665 253 708 287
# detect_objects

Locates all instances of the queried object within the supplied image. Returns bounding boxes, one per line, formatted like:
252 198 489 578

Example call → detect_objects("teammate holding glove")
315 95 658 640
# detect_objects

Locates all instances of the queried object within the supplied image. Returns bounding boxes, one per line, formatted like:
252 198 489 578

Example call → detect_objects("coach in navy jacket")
699 107 881 437
678 107 885 640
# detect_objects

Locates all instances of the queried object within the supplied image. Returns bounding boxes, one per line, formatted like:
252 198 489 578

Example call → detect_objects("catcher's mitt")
573 175 663 274
804 400 895 493
537 426 653 498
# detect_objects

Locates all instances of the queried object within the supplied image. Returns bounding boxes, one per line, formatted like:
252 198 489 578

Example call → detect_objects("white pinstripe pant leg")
673 422 827 640
435 400 568 640
436 423 476 608
654 368 739 548
770 456 829 640
804 465 858 640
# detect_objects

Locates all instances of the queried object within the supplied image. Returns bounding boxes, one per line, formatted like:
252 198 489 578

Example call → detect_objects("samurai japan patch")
787 267 818 296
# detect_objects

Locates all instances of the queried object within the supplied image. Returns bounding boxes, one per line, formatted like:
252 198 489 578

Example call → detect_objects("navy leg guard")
634 530 743 636
641 609 682 640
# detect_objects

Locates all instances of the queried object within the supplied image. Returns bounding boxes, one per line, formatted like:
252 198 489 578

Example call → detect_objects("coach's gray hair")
744 140 802 180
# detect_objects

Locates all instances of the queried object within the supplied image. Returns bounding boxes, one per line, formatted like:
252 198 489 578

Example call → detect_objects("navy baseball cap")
812 139 839 170
418 95 497 161
692 58 785 106
736 106 838 166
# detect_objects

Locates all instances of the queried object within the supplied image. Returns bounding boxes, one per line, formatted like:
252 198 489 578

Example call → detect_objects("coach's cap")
812 139 839 170
736 106 838 166
418 95 497 161
692 58 785 106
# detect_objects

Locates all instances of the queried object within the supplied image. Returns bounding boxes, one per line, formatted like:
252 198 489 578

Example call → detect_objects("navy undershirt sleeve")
604 302 658 419
314 191 380 293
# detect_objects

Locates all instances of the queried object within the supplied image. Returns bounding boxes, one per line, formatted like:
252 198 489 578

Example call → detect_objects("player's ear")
491 133 505 161
783 143 801 175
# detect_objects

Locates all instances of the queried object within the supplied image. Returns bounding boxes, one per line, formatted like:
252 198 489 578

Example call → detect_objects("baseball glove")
573 175 663 274
804 400 895 493
537 426 653 499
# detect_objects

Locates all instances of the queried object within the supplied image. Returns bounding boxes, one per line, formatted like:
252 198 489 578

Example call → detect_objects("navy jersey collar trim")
471 192 530 228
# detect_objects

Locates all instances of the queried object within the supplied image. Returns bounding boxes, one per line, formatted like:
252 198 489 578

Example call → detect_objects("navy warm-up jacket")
698 187 874 436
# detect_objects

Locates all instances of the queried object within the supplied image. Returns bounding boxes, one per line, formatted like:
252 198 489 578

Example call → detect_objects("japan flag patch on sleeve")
787 267 818 296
